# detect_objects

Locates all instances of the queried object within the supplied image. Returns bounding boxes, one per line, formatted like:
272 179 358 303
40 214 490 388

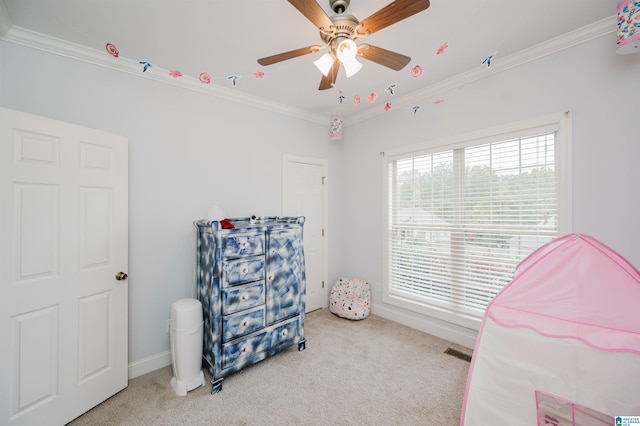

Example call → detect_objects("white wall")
340 34 640 348
0 41 347 376
2 29 638 369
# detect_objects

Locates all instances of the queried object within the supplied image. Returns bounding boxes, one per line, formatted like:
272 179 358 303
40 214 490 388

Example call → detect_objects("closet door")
282 156 327 313
0 108 129 425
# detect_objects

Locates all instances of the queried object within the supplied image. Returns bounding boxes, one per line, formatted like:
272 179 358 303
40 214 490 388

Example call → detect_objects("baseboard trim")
371 302 478 350
128 350 172 379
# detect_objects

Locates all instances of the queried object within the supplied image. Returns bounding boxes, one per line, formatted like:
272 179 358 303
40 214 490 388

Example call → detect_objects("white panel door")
0 107 128 425
282 156 327 312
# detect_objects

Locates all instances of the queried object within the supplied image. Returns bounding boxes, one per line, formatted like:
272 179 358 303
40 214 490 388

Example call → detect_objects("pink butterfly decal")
433 99 445 104
253 71 265 79
354 94 361 104
169 69 182 78
105 43 119 58
199 73 211 84
436 42 449 55
410 65 423 78
368 92 377 103
384 102 392 111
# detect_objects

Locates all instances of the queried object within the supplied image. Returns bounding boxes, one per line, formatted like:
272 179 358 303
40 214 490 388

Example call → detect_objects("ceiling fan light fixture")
335 38 362 77
336 38 358 62
314 53 335 76
342 56 363 78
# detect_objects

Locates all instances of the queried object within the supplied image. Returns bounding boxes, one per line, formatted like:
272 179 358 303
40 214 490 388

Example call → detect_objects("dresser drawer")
222 330 269 369
222 233 264 258
221 317 300 370
222 306 265 342
268 318 299 347
222 256 265 286
222 281 265 315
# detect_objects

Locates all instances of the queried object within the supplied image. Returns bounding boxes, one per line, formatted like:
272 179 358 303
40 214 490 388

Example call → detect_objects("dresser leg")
298 339 306 351
211 378 224 394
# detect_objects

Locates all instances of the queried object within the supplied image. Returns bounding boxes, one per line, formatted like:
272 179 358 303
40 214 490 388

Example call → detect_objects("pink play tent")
461 234 640 425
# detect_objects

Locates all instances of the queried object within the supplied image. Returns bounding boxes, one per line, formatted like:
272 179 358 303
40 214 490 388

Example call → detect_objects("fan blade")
358 0 430 36
357 44 411 71
258 45 321 66
319 58 340 90
288 0 334 30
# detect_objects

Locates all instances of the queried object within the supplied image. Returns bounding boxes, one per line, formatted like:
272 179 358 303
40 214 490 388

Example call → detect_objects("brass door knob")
115 272 128 281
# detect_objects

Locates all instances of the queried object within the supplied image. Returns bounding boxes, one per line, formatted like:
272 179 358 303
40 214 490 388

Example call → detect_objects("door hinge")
322 229 325 237
322 281 325 289
322 176 326 184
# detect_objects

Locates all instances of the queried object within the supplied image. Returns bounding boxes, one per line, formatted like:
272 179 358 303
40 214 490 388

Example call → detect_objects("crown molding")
0 25 328 125
0 14 617 126
348 15 617 125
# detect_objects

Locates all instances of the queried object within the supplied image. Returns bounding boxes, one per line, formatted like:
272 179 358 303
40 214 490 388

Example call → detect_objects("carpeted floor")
68 308 472 425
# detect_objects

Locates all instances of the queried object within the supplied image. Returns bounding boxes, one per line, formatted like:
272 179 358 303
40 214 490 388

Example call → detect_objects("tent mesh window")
535 391 611 425
386 128 558 320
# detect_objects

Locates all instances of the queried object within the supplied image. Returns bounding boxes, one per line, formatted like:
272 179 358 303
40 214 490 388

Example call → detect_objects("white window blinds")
386 127 559 322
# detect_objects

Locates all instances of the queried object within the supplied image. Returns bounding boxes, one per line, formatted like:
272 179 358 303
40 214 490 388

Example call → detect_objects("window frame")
381 112 572 330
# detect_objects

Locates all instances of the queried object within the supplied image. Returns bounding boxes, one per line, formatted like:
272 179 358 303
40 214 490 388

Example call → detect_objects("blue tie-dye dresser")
194 216 306 394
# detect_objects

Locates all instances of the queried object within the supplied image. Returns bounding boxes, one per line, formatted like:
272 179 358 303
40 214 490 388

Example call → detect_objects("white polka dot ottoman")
329 277 371 320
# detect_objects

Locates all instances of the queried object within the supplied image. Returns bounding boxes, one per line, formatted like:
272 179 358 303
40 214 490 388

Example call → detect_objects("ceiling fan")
257 0 430 90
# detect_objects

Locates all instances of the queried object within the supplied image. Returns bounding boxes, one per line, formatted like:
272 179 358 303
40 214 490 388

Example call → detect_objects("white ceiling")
1 0 616 122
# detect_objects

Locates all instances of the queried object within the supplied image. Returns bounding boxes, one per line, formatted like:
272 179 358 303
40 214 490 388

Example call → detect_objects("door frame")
282 155 329 309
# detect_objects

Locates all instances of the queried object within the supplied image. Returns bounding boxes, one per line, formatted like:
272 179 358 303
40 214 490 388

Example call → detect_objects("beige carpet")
68 309 472 425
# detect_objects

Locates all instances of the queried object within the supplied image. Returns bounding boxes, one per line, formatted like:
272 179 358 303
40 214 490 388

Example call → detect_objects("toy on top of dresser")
194 216 306 394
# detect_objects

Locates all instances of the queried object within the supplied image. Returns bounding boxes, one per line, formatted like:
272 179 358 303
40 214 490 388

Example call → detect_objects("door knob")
115 272 128 281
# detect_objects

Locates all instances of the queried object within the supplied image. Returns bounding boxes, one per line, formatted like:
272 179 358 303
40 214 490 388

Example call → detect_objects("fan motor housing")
320 12 360 44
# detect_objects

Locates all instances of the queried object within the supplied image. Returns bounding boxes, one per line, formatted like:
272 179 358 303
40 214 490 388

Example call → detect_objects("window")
383 114 571 328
